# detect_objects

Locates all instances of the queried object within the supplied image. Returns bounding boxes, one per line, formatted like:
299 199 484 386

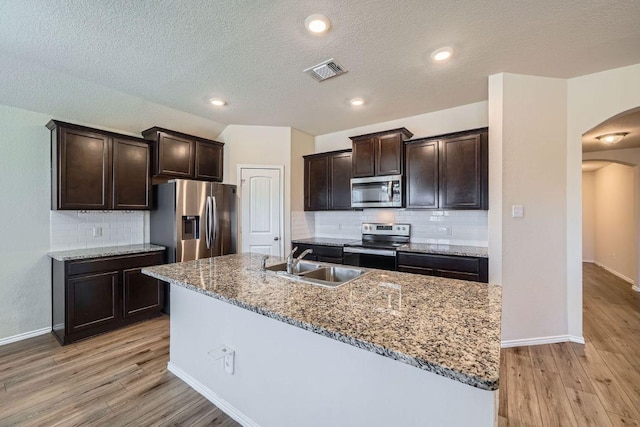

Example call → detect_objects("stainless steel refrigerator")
151 179 237 312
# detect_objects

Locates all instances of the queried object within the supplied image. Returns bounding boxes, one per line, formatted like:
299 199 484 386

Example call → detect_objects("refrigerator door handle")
211 196 218 249
205 196 212 249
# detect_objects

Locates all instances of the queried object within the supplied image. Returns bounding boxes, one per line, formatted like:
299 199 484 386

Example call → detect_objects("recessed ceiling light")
350 98 365 107
305 14 331 34
431 47 454 62
596 132 628 144
209 98 227 106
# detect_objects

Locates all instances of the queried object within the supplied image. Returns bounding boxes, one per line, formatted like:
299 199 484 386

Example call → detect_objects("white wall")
593 164 637 283
314 102 488 152
489 73 569 343
582 172 596 262
219 125 293 255
567 63 640 337
0 106 52 341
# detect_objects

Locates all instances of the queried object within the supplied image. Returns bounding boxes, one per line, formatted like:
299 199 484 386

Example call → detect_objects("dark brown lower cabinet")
52 251 165 345
397 252 488 283
292 243 344 264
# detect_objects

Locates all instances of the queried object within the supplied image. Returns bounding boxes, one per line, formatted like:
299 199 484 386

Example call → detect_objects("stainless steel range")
343 223 410 271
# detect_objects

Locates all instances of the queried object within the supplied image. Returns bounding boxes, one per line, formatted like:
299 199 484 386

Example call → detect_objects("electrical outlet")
437 226 452 235
93 227 102 237
208 346 235 375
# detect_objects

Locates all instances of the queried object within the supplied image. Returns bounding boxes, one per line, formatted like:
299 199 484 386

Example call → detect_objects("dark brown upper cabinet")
439 131 488 209
142 127 224 182
350 128 413 178
404 128 488 210
405 139 438 209
304 150 352 211
48 120 151 211
112 137 151 210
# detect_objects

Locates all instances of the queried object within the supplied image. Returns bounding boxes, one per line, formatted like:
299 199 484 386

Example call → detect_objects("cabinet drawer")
317 256 343 264
68 252 165 276
398 265 436 276
438 270 480 282
398 253 480 273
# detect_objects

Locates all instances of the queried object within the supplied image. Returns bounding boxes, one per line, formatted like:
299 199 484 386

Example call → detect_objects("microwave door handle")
388 180 393 201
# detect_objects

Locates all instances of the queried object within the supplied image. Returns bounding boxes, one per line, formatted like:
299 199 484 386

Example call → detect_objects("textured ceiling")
1 1 639 136
582 107 640 153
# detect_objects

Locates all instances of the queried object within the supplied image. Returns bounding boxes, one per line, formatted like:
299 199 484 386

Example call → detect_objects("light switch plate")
512 205 524 218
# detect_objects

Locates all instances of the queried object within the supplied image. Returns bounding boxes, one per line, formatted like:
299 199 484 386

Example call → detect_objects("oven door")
351 175 402 208
343 247 397 271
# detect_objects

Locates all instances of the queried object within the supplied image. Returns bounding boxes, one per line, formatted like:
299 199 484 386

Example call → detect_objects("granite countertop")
398 243 488 258
142 253 501 390
48 244 166 261
291 237 359 247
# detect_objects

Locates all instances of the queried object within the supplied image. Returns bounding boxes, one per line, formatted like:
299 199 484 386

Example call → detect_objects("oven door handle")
343 247 396 257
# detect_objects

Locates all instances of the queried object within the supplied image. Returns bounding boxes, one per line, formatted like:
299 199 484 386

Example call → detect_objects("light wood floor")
500 263 640 426
2 263 638 426
0 316 240 426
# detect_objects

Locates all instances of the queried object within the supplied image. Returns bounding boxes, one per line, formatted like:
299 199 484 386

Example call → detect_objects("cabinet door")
122 268 163 318
58 127 111 210
405 140 439 208
112 138 151 210
304 156 329 211
439 133 487 209
352 137 376 178
68 271 120 333
195 140 223 181
375 133 403 176
329 152 352 210
157 133 195 177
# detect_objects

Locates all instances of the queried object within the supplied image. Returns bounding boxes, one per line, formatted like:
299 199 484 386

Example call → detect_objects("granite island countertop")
48 244 166 261
143 253 501 390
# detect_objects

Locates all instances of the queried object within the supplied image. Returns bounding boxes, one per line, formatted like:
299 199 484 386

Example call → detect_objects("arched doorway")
582 105 640 290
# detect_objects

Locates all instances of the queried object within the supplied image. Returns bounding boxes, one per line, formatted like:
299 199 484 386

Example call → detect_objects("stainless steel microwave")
351 175 402 208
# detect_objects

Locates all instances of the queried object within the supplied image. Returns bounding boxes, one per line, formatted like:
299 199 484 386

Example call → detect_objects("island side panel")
169 284 497 427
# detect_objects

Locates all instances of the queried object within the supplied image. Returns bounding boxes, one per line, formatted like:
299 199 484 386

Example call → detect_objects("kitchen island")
143 253 501 427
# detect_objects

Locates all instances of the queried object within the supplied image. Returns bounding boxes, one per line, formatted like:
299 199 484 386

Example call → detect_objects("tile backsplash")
50 210 146 251
313 209 488 247
291 211 315 240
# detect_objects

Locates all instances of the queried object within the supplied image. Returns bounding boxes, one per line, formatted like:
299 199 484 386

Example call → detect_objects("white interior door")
240 167 282 256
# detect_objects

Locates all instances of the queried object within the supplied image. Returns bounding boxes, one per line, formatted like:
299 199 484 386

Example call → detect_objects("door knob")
274 237 280 241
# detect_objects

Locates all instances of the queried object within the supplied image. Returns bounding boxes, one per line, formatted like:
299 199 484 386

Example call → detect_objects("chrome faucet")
260 255 269 272
286 247 313 273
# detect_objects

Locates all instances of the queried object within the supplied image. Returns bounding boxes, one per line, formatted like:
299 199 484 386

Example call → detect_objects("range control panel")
361 223 410 237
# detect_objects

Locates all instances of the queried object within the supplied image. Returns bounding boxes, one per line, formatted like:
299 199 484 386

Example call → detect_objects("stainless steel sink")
265 262 321 275
261 262 366 288
302 266 365 283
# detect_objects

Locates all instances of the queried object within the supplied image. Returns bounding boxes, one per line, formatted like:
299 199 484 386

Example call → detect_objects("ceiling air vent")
303 58 348 82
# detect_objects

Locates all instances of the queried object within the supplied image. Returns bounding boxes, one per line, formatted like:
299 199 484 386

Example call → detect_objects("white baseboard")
594 261 635 285
632 285 640 292
501 334 584 348
168 362 259 427
0 327 50 347
582 259 594 263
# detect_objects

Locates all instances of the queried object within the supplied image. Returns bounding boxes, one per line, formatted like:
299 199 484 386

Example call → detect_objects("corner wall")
582 172 595 262
592 164 636 283
489 73 569 343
